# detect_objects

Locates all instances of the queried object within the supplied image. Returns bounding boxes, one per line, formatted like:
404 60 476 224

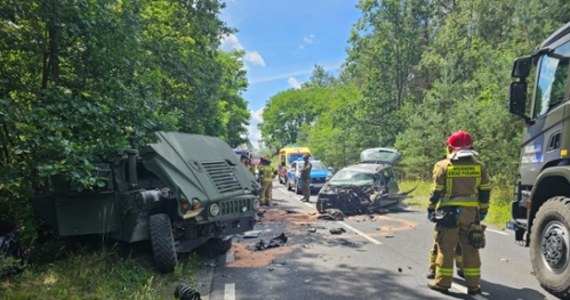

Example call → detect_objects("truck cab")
508 22 570 298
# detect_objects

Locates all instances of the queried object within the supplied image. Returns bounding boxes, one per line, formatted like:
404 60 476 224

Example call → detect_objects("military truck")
33 131 260 272
508 22 570 297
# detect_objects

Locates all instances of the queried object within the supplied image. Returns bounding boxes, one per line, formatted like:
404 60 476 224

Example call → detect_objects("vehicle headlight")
326 173 332 181
209 203 220 216
253 199 260 210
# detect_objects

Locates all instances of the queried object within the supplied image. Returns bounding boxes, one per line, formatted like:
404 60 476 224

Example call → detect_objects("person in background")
258 157 275 206
300 154 312 202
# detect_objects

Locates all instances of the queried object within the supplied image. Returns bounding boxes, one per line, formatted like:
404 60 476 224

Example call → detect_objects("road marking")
303 202 313 208
487 228 509 236
225 251 235 264
338 221 382 245
224 283 235 300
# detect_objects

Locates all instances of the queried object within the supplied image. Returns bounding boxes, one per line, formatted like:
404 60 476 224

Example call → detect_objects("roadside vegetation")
1 244 202 299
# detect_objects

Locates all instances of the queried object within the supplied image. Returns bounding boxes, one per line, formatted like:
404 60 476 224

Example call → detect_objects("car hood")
141 132 258 203
311 169 330 178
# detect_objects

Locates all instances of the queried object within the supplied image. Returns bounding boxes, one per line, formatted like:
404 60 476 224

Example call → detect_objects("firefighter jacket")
258 165 275 184
428 152 491 210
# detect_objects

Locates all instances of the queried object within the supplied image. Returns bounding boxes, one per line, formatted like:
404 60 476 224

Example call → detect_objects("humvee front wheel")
530 196 570 298
149 213 177 273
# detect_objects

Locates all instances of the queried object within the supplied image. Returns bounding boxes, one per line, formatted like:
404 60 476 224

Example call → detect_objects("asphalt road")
209 181 557 300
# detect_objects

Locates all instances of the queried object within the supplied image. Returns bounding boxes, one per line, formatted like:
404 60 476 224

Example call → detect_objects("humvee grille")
220 198 251 215
202 161 242 193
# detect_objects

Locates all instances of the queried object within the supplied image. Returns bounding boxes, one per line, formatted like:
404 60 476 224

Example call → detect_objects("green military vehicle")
33 131 260 272
508 22 570 297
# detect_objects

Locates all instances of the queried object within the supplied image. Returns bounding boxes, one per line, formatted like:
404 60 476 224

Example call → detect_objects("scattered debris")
500 258 509 263
174 284 202 300
286 209 298 214
256 211 266 218
339 239 356 247
369 215 376 220
385 234 394 238
408 266 412 270
318 209 346 221
375 227 381 231
308 212 317 216
303 244 310 248
273 259 288 265
398 268 402 273
242 230 262 239
304 278 312 283
268 267 275 272
307 228 317 233
330 228 347 235
255 233 288 251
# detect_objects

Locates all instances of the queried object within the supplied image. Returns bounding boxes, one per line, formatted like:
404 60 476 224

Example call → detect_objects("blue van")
286 160 332 194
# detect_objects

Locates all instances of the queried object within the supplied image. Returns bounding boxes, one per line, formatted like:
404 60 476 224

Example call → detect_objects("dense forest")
260 0 570 185
0 0 249 245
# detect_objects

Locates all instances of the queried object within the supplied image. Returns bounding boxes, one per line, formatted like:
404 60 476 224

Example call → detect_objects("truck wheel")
316 199 325 213
149 213 177 273
530 196 570 298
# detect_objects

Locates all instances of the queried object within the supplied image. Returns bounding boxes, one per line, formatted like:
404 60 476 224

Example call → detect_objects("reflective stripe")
433 184 444 191
463 268 480 276
480 203 490 209
479 183 491 190
436 267 453 276
439 201 479 207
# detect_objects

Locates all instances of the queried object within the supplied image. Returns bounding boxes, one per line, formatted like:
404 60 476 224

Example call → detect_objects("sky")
219 0 361 148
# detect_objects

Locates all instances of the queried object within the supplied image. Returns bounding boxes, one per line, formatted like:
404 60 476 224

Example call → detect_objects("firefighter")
300 154 312 202
427 130 491 295
258 157 275 206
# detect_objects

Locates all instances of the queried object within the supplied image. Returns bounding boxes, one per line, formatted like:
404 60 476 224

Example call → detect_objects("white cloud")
244 51 266 67
298 45 305 50
220 34 266 68
303 34 315 44
248 107 264 149
288 76 302 89
220 34 244 51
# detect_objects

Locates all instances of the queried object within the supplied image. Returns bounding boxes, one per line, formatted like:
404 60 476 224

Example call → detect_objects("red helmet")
446 130 473 152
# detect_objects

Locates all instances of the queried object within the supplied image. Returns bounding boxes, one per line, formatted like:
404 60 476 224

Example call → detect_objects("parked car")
286 160 332 194
316 148 411 214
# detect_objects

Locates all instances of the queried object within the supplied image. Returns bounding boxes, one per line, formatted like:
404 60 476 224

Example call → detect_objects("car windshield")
360 149 399 163
329 169 374 185
311 161 326 170
288 154 305 164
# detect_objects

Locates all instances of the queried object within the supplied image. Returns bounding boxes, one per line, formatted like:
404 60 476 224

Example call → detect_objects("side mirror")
509 81 532 124
327 167 335 174
512 56 532 78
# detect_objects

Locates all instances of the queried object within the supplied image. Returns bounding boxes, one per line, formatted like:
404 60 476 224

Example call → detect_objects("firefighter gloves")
467 223 486 249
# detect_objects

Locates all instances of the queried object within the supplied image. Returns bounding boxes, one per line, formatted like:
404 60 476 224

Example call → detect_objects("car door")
287 162 297 184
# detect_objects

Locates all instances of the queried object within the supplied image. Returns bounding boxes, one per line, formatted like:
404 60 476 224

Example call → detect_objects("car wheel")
316 199 326 213
530 196 570 299
149 213 177 273
295 180 301 195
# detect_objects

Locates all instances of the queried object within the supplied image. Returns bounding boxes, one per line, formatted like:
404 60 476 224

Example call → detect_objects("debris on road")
385 234 394 238
286 209 298 214
242 230 262 239
398 268 402 273
255 233 288 251
500 258 509 263
329 227 347 235
174 284 202 300
307 228 317 233
318 209 345 221
272 259 288 265
339 239 357 247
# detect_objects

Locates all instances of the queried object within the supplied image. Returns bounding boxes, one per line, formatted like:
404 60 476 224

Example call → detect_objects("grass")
0 243 202 300
400 180 512 229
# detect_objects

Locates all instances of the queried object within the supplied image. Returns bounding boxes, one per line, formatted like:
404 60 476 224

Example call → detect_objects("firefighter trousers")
429 241 462 272
302 179 311 200
434 207 481 289
260 181 273 205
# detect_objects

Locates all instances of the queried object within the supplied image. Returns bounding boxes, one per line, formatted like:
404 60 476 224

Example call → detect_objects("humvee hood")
141 132 256 203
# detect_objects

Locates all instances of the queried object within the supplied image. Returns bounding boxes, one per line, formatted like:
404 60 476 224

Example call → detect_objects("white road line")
225 251 235 264
486 228 509 236
224 283 235 300
303 202 313 208
338 221 382 245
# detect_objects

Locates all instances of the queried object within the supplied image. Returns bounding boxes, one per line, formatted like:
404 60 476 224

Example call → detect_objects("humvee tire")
530 197 570 299
149 213 177 273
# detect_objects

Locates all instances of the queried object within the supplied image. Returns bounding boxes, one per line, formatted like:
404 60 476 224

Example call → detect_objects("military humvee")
33 131 260 272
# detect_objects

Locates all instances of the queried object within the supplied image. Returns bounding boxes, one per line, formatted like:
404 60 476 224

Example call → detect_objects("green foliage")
0 247 200 299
